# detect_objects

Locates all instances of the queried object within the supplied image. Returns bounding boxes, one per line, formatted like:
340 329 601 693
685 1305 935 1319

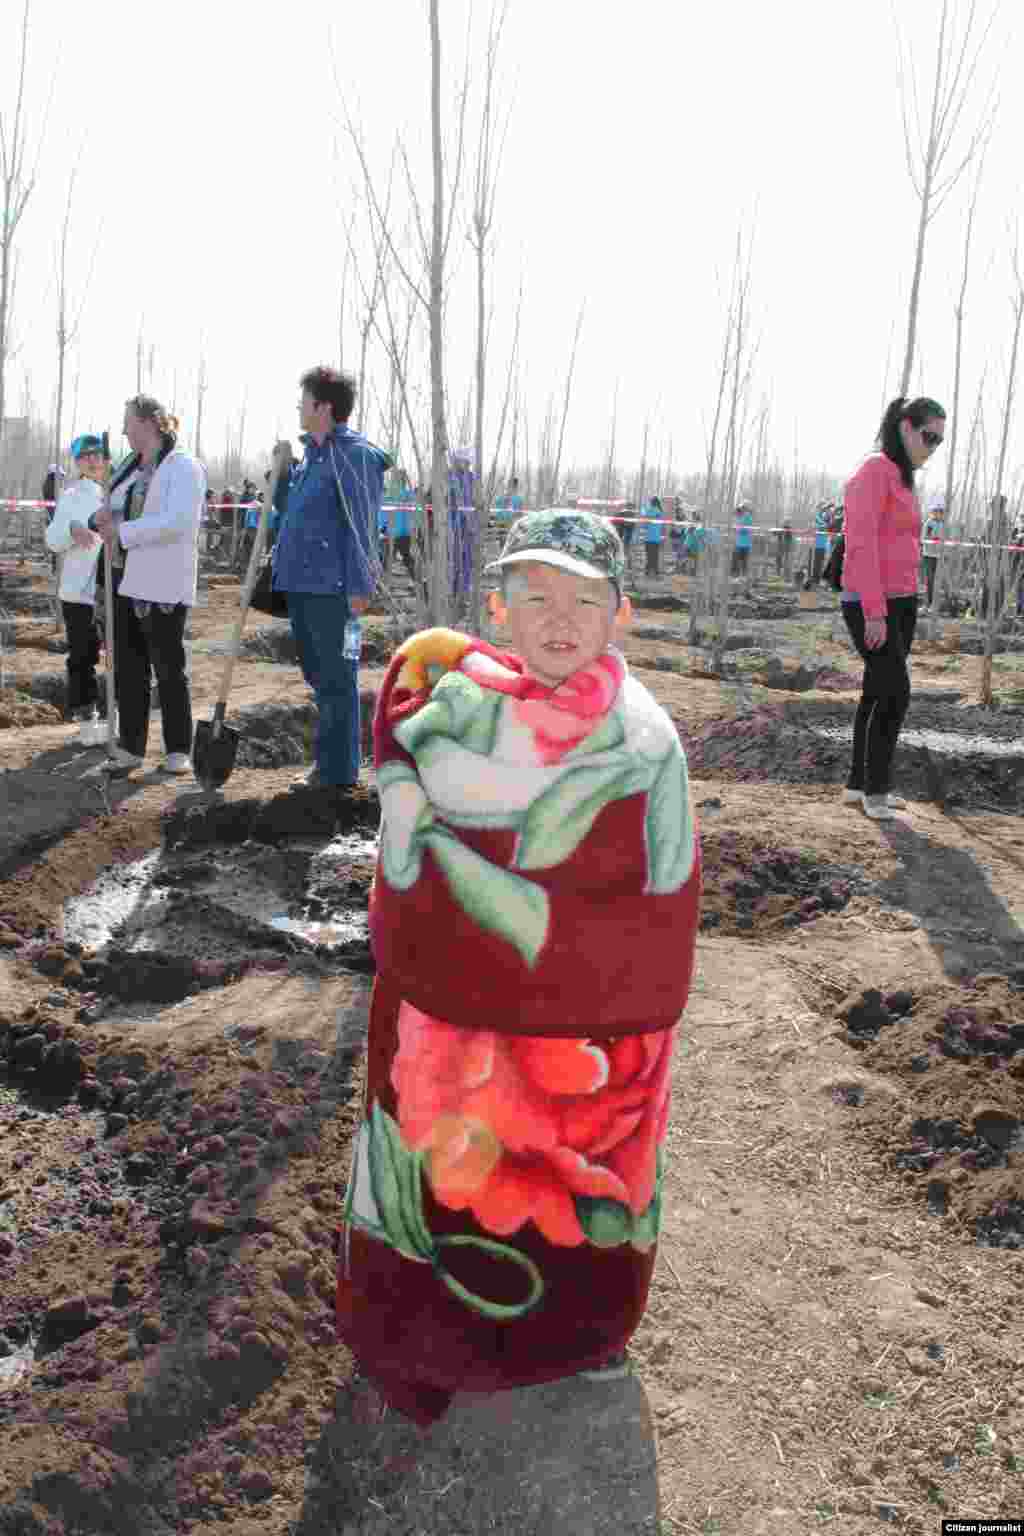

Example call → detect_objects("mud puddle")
62 833 377 996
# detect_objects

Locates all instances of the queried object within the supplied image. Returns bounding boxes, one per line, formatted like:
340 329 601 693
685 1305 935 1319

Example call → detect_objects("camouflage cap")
486 508 626 591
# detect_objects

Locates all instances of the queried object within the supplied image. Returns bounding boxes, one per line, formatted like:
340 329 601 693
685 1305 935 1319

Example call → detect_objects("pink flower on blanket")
514 654 623 764
391 1001 672 1247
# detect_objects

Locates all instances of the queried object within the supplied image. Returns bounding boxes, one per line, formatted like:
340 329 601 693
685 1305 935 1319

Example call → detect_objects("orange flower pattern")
391 1002 672 1248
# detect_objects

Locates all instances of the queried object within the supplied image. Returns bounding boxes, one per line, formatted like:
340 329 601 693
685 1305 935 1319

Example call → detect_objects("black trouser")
390 534 416 581
236 529 257 572
732 547 750 577
644 542 660 577
61 601 100 714
842 595 918 797
922 556 938 605
111 568 192 757
811 545 827 583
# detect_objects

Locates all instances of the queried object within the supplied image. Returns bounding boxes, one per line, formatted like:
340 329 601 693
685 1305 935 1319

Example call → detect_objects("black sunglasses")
920 428 944 448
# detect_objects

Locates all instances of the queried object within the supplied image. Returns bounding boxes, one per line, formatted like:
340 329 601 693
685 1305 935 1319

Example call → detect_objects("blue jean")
286 593 360 786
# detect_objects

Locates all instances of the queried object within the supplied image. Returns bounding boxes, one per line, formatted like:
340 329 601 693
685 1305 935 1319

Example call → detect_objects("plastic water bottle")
343 618 362 662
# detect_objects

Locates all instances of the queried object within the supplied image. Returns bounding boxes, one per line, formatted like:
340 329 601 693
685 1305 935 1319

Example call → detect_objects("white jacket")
44 480 103 605
118 448 207 606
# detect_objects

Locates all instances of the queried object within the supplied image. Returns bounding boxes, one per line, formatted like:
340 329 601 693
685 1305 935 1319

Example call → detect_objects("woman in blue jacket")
272 366 389 790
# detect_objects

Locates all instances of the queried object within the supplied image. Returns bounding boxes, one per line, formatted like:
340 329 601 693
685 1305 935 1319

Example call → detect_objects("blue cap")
70 434 107 460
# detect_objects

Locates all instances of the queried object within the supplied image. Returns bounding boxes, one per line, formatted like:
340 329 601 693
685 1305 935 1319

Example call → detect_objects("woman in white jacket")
91 395 206 774
44 434 107 738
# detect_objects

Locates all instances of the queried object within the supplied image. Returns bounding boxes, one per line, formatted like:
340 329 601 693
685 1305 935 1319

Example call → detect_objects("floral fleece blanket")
336 628 701 1425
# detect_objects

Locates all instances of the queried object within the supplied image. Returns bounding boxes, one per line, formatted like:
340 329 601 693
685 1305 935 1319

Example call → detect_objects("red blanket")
336 629 701 1424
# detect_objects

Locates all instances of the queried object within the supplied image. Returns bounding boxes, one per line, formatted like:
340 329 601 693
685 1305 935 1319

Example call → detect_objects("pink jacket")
842 452 921 620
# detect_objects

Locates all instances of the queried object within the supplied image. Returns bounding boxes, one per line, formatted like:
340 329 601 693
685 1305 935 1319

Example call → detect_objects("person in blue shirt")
684 517 707 576
921 494 944 608
272 366 390 791
670 499 688 571
494 475 524 527
234 479 262 571
641 495 665 578
811 500 833 585
388 471 418 582
732 500 754 577
445 447 476 606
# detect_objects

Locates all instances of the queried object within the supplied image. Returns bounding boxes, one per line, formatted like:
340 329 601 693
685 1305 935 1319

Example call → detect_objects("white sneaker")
863 794 897 821
74 714 107 747
841 788 865 806
161 752 192 775
885 792 908 809
105 746 145 771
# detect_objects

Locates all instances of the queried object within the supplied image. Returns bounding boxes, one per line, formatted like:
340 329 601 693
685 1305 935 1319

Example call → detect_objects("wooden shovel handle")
213 456 289 712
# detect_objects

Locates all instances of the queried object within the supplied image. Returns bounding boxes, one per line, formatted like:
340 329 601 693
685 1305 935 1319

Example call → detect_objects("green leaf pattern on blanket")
381 667 694 965
514 757 648 871
574 1148 664 1253
644 748 695 894
395 670 503 759
348 1103 546 1321
427 825 551 967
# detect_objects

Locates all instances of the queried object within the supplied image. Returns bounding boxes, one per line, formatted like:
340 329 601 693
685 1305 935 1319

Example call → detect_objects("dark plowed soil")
833 975 1024 1246
684 698 1024 810
698 822 866 938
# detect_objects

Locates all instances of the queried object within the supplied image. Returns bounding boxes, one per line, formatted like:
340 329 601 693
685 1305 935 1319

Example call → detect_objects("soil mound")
0 689 62 729
834 975 1024 1245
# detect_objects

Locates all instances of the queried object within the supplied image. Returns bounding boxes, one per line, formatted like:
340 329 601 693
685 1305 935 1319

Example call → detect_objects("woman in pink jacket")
840 395 946 820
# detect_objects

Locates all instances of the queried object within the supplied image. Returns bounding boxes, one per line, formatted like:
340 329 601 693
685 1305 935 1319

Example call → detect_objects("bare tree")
692 232 754 653
979 236 1024 706
336 1 473 627
546 306 584 506
52 161 101 468
934 160 985 617
463 1 511 619
710 240 756 670
0 0 51 456
601 385 619 505
896 0 998 394
194 351 207 466
427 0 452 625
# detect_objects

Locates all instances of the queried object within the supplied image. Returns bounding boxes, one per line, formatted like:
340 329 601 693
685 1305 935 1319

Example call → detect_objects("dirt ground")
1 559 1023 1534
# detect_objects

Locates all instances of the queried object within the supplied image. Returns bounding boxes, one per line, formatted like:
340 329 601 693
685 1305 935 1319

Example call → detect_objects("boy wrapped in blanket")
337 509 702 1425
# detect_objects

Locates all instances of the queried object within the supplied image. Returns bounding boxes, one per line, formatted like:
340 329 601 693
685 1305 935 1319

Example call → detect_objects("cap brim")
485 549 612 582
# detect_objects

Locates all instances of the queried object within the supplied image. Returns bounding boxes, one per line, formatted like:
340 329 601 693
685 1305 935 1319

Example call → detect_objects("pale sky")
1 0 1018 507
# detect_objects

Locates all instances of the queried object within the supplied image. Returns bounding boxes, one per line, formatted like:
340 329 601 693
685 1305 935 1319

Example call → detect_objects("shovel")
98 434 124 767
192 458 285 790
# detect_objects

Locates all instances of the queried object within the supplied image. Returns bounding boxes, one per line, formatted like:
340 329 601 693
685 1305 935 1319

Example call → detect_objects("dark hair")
125 394 179 442
300 366 356 425
877 395 946 489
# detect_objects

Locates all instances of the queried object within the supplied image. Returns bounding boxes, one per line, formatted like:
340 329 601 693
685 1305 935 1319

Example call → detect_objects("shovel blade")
192 719 240 790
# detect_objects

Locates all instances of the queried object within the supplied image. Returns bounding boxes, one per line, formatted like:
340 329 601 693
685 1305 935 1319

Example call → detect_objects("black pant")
922 556 938 605
644 542 660 577
111 568 192 757
842 595 918 797
61 601 100 714
811 545 827 584
391 534 416 581
732 547 750 577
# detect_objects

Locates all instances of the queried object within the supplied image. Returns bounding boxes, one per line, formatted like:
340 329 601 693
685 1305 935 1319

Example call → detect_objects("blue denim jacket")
272 426 389 596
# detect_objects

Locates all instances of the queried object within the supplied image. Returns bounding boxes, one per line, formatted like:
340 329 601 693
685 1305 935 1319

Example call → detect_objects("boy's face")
489 560 629 687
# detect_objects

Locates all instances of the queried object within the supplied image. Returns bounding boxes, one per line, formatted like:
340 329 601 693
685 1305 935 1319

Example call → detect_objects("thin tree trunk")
428 0 449 627
899 164 936 398
980 262 1024 705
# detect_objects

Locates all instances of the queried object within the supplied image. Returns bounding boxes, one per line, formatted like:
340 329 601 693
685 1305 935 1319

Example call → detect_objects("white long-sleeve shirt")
118 448 207 606
44 479 103 605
